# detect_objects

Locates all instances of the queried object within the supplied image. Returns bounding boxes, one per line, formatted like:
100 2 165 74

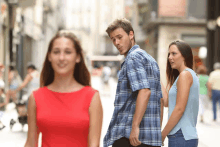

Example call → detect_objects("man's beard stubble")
124 39 133 56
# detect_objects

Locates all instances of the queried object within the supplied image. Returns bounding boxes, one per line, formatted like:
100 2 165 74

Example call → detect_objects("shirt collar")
126 45 140 57
121 45 140 68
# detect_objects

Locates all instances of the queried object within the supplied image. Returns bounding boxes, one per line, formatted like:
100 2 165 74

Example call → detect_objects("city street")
0 76 219 147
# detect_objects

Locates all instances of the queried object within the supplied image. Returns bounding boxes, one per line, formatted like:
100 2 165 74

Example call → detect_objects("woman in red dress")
24 31 103 147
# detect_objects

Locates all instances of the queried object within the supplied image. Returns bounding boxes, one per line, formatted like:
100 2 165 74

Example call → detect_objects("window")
188 0 206 19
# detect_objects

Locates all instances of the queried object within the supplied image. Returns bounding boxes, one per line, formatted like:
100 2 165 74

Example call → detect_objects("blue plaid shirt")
103 45 163 147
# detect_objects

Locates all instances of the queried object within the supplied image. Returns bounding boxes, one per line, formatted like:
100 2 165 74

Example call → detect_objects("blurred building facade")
207 0 220 72
63 0 125 69
124 0 148 54
1 0 218 86
143 0 207 84
0 0 63 89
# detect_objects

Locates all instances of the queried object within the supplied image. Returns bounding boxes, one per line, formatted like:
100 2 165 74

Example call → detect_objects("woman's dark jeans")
167 129 198 147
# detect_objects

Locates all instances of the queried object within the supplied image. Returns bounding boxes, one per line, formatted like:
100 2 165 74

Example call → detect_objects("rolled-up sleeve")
126 54 150 92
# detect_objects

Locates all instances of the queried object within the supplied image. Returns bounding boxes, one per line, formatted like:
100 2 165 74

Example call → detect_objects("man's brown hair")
106 18 135 42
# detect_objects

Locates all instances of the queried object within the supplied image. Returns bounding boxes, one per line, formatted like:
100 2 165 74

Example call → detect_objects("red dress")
33 86 97 147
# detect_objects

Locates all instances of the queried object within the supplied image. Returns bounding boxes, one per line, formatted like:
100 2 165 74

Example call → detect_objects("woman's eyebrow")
52 47 60 50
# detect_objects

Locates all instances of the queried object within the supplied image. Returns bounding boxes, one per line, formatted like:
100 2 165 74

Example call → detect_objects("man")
103 18 163 147
207 62 220 121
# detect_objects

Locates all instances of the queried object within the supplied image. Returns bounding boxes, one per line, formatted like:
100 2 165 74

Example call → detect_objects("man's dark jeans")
112 137 161 147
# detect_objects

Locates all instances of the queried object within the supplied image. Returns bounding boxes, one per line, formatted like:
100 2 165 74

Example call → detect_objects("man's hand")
129 126 141 146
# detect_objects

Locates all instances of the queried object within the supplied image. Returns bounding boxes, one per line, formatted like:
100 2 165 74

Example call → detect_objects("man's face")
27 68 33 74
109 28 134 56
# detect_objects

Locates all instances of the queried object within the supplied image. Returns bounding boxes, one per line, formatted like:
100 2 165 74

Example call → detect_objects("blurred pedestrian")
207 62 220 121
0 63 5 89
161 40 199 147
0 83 5 130
13 64 40 100
101 65 111 85
104 18 163 147
4 66 22 104
197 65 209 123
24 31 103 147
0 63 6 130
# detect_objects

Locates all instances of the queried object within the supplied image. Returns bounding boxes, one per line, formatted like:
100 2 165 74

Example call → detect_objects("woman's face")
168 45 185 70
48 37 80 76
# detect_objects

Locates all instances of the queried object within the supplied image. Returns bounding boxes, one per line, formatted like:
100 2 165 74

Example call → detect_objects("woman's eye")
53 51 59 54
65 51 72 54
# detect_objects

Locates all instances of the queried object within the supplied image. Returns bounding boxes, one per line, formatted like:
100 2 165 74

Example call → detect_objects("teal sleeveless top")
168 68 199 140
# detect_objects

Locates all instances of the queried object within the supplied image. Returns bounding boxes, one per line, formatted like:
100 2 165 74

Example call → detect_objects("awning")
7 0 36 8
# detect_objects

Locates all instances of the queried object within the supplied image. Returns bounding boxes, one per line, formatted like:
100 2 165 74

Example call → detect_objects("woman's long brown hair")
40 31 91 87
166 40 193 91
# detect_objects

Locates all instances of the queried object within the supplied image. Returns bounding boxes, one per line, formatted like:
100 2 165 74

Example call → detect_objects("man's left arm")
132 89 151 127
127 54 151 146
130 88 151 146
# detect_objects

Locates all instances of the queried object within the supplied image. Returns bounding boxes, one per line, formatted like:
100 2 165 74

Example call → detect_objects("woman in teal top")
197 65 209 123
161 40 199 147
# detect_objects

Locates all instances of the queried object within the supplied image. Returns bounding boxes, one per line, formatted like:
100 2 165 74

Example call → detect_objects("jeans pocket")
168 135 176 138
186 139 198 147
168 135 176 147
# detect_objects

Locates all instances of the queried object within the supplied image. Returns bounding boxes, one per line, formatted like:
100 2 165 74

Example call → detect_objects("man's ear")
129 31 134 40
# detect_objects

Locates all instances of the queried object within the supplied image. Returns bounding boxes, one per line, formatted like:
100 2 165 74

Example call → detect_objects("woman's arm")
8 71 14 84
160 98 164 127
24 94 40 147
88 92 103 147
15 74 33 93
207 82 212 98
161 82 168 107
162 71 193 141
0 90 11 108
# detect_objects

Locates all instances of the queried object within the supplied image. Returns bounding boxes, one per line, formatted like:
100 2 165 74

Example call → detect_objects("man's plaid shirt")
103 45 163 147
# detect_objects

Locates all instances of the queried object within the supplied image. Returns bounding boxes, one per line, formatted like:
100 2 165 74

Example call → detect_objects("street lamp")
207 20 217 30
199 46 207 59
